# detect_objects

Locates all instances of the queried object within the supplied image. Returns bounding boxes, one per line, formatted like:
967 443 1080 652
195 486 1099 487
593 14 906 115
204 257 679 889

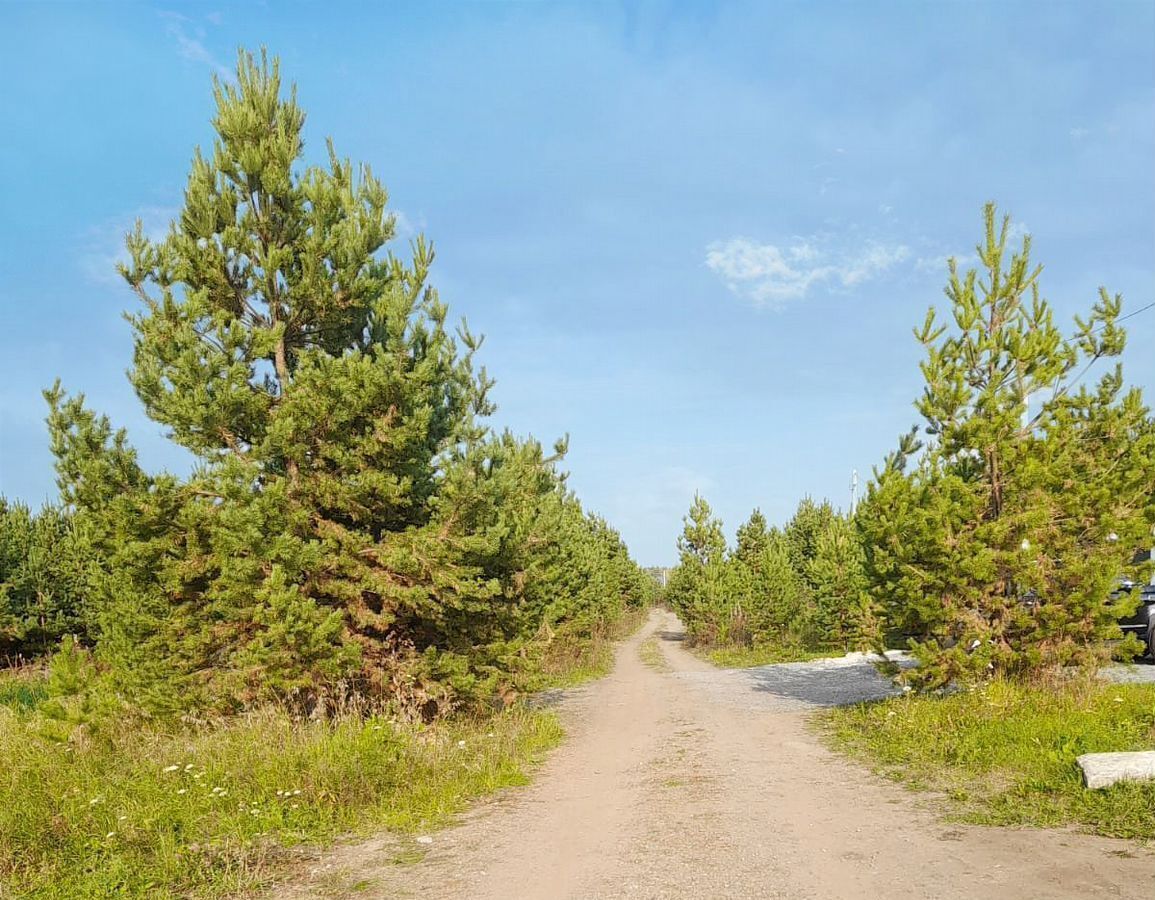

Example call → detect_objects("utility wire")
1085 300 1155 336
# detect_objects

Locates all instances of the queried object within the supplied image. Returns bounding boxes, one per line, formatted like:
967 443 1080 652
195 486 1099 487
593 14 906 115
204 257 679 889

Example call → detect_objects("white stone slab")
1076 751 1155 789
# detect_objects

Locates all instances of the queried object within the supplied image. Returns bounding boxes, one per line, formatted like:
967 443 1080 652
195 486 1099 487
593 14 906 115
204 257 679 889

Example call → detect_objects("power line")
1085 300 1155 336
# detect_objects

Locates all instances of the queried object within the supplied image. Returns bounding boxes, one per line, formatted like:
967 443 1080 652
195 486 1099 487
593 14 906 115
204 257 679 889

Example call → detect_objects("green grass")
638 637 669 671
702 644 831 668
0 699 562 898
821 678 1155 842
0 609 653 897
529 605 651 690
0 667 48 711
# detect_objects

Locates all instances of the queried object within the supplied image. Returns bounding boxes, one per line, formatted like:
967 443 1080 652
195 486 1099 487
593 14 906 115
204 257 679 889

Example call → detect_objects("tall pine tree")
46 51 645 715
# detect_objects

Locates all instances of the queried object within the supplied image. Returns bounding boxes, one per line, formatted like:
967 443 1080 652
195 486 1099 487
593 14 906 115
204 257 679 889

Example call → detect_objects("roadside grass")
0 690 562 898
0 609 651 897
702 644 831 668
530 605 650 690
0 665 48 711
820 677 1155 842
638 637 669 671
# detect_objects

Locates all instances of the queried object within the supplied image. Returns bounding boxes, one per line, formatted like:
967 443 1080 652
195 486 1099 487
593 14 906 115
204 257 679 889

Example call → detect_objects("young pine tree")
733 508 770 567
785 496 836 591
667 495 731 643
805 515 875 651
0 500 89 658
45 51 542 713
861 204 1155 688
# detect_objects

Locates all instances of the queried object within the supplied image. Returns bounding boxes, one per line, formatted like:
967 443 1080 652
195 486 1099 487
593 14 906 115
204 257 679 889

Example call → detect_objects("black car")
1116 580 1155 659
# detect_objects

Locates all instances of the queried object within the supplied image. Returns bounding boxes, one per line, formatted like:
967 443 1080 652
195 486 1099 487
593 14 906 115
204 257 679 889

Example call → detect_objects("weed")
0 703 562 897
638 638 669 671
702 644 830 668
820 678 1155 842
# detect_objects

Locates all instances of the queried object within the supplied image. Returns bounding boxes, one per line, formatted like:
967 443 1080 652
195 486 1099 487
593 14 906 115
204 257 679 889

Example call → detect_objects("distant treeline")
666 497 875 655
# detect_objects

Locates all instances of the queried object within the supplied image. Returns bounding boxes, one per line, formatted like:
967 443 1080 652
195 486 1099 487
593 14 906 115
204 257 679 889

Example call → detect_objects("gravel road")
281 610 1155 900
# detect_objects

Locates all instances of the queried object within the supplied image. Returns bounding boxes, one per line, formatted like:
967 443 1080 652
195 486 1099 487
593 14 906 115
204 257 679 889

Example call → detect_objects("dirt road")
285 609 1155 899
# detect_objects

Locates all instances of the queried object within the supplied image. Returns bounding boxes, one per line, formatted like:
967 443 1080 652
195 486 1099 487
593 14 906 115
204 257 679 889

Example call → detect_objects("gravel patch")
1101 660 1155 684
676 653 1155 712
675 652 918 711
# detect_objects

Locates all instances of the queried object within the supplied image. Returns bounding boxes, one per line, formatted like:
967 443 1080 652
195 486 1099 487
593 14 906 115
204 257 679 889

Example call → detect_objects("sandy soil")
279 609 1155 899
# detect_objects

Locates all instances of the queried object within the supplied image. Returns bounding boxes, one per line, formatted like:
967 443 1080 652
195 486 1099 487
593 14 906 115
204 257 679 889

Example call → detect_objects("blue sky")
1 1 1153 564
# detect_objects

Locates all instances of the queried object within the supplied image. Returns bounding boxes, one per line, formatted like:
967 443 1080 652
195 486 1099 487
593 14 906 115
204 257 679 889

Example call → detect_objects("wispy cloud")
705 235 910 309
159 11 231 80
914 220 1029 275
79 207 176 287
390 209 422 240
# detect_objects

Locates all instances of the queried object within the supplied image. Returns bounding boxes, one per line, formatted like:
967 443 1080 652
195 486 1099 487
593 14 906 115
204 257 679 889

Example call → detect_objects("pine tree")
862 204 1155 688
666 495 730 642
0 500 89 658
45 50 646 714
806 515 875 651
734 508 770 567
744 533 809 646
785 496 836 589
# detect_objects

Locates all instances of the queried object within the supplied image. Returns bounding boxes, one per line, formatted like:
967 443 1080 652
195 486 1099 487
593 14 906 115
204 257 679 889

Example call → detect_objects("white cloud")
390 209 420 240
705 235 910 309
1006 220 1031 244
914 254 954 274
159 11 232 80
838 241 910 286
79 207 176 286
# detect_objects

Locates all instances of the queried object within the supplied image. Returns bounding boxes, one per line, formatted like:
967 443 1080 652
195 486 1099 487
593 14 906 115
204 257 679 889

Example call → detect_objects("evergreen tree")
676 494 727 566
45 51 646 714
744 533 809 646
861 204 1155 688
733 508 770 567
666 495 730 642
785 496 836 590
806 515 875 651
0 500 89 658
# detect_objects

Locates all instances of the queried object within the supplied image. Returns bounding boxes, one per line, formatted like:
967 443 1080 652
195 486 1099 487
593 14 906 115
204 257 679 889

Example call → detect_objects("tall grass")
529 606 650 690
0 674 561 898
702 644 830 668
0 665 47 711
822 678 1155 841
